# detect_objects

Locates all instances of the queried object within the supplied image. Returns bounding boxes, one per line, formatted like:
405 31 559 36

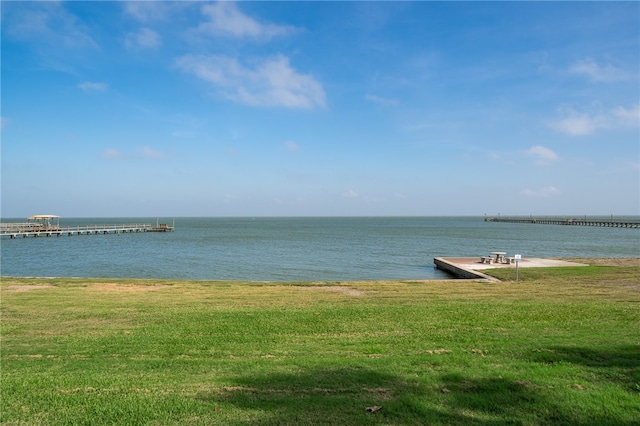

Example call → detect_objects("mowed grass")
2 262 639 425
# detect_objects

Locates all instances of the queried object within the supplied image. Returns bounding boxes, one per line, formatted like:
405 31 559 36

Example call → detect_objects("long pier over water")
1 215 174 238
1 223 156 238
485 216 640 228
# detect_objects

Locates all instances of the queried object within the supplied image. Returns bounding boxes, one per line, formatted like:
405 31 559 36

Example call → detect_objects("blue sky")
2 1 639 218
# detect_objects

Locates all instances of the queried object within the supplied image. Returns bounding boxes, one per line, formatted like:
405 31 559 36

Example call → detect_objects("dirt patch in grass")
5 285 56 292
87 283 165 292
425 349 452 355
300 286 365 296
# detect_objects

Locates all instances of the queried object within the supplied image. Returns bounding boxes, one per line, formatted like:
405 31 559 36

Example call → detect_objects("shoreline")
2 258 638 284
4 217 638 281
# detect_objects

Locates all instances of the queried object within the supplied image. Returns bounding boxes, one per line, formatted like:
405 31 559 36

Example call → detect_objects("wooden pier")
148 219 175 232
1 215 174 239
1 223 155 238
484 216 640 229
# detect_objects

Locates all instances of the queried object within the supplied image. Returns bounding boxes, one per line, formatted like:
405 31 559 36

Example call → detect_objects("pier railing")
484 216 640 229
0 223 154 238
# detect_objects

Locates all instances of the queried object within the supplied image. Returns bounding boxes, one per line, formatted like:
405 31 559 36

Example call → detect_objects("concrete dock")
434 257 588 281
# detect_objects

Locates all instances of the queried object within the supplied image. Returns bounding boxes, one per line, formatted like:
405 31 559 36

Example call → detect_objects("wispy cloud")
125 28 161 50
569 58 627 83
101 146 166 160
175 54 326 109
5 2 97 49
549 106 606 136
123 2 175 22
487 152 516 166
341 190 359 199
140 146 165 159
101 148 124 160
193 2 297 40
549 104 639 136
78 82 108 93
284 140 300 152
526 145 559 166
1 116 10 130
365 94 399 106
521 186 561 198
612 104 640 127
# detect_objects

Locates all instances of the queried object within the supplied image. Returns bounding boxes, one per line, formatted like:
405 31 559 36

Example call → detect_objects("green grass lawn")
2 263 639 425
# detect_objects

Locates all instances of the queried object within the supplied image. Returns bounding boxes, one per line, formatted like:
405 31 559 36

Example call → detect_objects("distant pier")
1 223 155 238
485 216 640 229
1 215 174 239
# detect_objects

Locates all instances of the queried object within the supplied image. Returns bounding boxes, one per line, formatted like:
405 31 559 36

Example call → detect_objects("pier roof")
27 215 60 220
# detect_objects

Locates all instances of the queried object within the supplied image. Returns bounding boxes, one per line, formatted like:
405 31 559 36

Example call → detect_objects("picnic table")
491 252 507 263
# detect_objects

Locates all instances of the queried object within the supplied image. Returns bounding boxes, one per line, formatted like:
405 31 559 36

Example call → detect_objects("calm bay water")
1 217 638 281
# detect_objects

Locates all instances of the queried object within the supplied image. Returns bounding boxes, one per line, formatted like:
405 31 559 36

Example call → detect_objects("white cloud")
521 186 561 197
194 2 297 40
526 145 559 166
175 54 326 109
549 107 606 136
78 82 108 92
125 28 161 50
569 58 626 82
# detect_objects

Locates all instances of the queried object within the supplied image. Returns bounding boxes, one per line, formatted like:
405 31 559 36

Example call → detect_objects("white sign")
514 254 522 262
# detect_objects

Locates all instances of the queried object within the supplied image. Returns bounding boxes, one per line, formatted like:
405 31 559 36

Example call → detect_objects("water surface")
2 217 638 281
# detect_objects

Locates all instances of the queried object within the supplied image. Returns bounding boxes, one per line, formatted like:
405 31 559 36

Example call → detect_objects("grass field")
2 261 639 425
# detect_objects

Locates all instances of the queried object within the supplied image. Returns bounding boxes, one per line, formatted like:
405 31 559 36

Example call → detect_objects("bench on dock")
480 255 515 265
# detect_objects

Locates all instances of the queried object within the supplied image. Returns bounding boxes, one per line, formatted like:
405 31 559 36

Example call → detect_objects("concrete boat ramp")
434 257 588 282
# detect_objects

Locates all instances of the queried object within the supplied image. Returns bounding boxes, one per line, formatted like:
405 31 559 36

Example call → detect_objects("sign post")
514 254 521 282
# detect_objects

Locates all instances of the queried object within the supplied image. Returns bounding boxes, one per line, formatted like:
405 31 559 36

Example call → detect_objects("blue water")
1 217 638 281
